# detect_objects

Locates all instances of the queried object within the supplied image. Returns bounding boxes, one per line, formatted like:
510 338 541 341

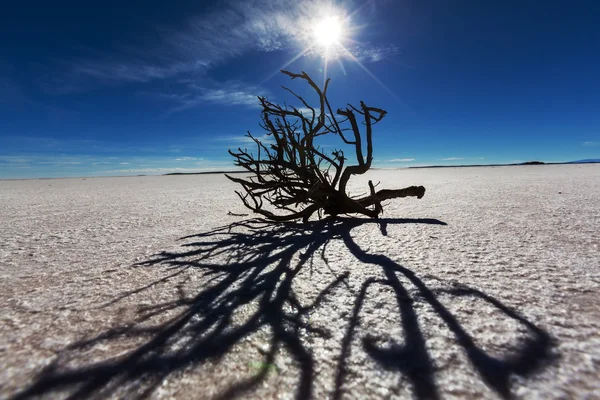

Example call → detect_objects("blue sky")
1 0 599 178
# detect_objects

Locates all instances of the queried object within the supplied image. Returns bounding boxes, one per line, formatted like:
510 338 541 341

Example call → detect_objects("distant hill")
408 159 599 169
566 159 600 164
520 161 545 165
163 170 245 176
409 161 545 169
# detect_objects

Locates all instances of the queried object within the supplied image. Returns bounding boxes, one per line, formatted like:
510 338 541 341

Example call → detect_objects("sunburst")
261 3 399 103
313 16 342 48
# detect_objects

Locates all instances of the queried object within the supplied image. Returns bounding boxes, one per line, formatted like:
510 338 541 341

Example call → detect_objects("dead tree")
227 70 425 222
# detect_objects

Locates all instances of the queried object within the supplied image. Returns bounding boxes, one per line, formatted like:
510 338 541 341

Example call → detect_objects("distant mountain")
408 159 599 169
163 170 245 176
566 159 600 164
519 161 545 165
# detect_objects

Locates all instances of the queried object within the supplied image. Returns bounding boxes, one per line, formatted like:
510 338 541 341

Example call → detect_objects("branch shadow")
337 228 556 400
12 217 555 399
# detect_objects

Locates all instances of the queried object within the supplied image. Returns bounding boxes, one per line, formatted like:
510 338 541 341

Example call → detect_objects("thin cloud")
440 157 464 161
40 57 206 94
164 81 267 112
107 168 192 173
384 158 415 162
213 134 273 145
296 107 318 115
74 60 202 84
46 0 395 91
175 157 203 161
198 88 259 107
583 141 599 147
0 154 90 170
0 154 236 179
343 44 399 63
0 155 33 163
36 161 83 165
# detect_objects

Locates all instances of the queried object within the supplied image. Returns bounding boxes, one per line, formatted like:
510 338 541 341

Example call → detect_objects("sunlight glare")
314 16 342 48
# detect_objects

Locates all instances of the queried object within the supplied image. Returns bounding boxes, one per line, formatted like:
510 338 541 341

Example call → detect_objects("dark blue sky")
1 0 599 178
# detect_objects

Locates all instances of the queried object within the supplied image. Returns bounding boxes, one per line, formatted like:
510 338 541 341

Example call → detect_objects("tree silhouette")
227 70 425 222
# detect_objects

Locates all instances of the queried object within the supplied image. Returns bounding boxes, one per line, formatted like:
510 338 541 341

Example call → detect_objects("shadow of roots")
14 217 556 400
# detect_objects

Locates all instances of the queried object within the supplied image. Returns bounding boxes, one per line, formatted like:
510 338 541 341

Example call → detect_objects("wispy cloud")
80 59 203 84
162 81 267 112
213 133 274 145
200 89 258 106
0 153 232 179
440 157 464 161
36 161 83 165
0 154 89 166
383 158 415 162
295 107 322 116
0 155 33 163
0 135 173 155
175 157 203 161
339 44 400 63
583 141 599 147
45 0 396 93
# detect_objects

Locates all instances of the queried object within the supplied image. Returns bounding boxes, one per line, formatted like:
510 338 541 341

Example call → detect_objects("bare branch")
226 71 425 222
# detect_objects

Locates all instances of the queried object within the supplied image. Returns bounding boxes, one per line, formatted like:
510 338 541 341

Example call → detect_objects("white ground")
1 164 599 399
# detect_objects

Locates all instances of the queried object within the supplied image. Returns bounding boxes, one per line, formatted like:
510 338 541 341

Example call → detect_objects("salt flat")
1 164 599 399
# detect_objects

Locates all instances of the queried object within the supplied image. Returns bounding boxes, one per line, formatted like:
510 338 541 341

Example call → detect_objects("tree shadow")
12 217 555 399
337 228 555 400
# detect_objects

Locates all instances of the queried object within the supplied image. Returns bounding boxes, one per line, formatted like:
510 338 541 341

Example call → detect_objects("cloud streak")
212 133 274 146
158 79 269 112
0 153 233 179
383 158 415 162
46 0 396 93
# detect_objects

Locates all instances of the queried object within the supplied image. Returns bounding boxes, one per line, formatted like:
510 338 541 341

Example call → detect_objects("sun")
313 16 342 48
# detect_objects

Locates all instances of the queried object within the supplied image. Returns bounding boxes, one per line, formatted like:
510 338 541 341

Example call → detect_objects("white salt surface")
1 165 599 399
